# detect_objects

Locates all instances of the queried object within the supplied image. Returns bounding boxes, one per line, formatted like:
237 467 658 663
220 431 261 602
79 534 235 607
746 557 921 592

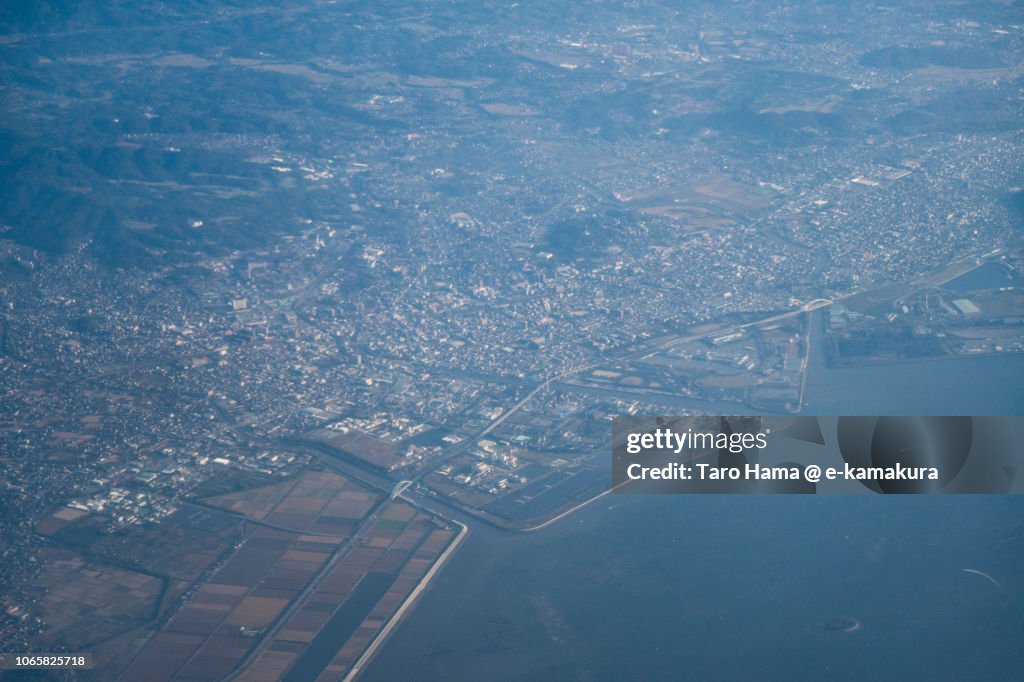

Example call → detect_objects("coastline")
342 518 470 682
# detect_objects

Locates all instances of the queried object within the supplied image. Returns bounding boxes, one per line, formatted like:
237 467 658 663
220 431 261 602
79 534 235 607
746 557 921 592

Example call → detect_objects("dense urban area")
1 0 1022 679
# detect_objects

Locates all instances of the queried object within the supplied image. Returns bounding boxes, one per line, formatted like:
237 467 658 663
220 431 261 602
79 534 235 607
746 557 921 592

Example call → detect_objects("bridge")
391 480 413 500
802 298 833 311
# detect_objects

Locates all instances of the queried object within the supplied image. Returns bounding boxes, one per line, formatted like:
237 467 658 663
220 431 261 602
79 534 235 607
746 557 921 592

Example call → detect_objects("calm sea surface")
364 495 1023 682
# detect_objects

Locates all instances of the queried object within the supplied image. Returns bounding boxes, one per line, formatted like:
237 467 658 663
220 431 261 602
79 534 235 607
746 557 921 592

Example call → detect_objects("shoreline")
342 518 470 682
342 476 618 679
519 480 628 532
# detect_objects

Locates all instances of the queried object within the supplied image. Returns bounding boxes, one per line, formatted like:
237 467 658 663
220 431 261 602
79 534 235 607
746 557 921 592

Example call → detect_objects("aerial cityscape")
1 1 1022 680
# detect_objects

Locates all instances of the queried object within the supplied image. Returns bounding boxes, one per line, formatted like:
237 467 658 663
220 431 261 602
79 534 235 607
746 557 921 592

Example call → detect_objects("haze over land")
0 1 1022 679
